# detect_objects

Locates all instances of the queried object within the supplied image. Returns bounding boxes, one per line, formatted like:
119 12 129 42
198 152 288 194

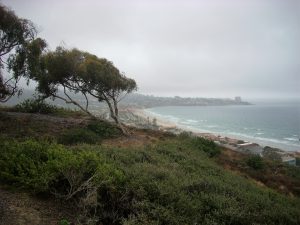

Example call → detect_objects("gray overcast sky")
2 0 300 99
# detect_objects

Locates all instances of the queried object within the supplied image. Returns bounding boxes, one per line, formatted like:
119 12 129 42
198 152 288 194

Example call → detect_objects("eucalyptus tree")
77 55 137 133
13 45 137 133
19 46 95 117
0 3 37 102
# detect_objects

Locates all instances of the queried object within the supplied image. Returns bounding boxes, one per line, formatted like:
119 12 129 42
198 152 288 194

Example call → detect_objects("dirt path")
0 187 76 225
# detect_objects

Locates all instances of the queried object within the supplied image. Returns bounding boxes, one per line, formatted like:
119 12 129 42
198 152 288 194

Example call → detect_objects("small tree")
0 3 37 102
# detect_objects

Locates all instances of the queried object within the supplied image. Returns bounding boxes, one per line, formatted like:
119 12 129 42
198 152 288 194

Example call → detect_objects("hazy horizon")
13 87 300 103
2 0 300 99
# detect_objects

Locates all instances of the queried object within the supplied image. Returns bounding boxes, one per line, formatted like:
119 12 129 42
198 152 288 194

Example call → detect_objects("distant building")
262 147 282 161
281 156 296 166
235 96 242 102
237 143 263 156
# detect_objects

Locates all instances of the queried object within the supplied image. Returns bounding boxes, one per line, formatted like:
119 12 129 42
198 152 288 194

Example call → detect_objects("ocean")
145 100 300 152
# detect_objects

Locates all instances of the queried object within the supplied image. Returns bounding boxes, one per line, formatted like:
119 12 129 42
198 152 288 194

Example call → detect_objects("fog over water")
3 0 300 99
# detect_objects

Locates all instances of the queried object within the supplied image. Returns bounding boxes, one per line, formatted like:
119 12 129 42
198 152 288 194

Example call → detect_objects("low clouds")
3 0 300 99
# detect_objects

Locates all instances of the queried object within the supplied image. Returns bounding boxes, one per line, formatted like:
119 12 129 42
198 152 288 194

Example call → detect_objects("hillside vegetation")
2 4 299 224
0 106 300 225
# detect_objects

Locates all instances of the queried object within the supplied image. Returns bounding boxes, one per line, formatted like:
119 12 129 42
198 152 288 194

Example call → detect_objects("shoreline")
122 107 300 161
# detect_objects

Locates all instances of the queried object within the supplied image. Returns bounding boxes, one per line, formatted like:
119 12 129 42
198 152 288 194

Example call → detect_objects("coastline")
122 107 300 161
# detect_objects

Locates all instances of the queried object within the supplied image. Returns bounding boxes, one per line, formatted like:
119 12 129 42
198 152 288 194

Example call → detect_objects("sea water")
145 100 300 152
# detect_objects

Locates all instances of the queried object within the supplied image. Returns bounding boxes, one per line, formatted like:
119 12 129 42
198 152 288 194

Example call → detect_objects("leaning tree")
0 3 38 102
77 54 137 133
27 46 95 118
12 45 137 133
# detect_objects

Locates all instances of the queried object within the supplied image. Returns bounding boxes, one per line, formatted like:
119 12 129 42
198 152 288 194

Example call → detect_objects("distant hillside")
120 93 250 108
4 89 250 108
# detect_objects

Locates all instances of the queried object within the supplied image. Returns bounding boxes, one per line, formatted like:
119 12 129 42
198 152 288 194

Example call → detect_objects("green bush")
191 136 221 157
247 155 264 170
87 120 121 138
14 98 58 114
77 141 300 225
0 139 107 194
178 133 221 157
59 219 70 225
0 139 66 192
1 138 300 225
58 128 100 145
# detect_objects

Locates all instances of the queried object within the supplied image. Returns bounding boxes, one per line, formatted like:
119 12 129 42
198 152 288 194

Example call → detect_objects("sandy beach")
121 107 300 161
128 108 177 128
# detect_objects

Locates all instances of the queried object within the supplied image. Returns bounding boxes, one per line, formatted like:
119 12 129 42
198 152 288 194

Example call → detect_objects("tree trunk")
53 94 97 119
105 98 128 135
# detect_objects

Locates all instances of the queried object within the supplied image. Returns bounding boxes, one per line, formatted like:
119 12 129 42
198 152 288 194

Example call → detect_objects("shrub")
87 120 121 138
14 98 58 114
191 137 221 157
53 107 86 118
178 131 193 139
0 139 66 192
58 128 100 145
246 155 264 170
178 133 221 157
59 219 70 225
1 138 300 225
0 138 106 195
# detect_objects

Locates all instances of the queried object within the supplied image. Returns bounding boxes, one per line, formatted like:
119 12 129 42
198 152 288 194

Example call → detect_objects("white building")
281 156 296 166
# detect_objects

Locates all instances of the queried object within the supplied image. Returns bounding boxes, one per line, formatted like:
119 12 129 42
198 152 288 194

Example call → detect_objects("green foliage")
58 128 100 145
191 136 221 157
80 140 299 225
178 133 220 157
246 155 265 170
87 120 121 138
14 98 58 114
0 3 41 102
284 164 300 180
19 46 137 127
1 138 299 225
0 139 65 192
0 138 108 194
59 219 70 225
